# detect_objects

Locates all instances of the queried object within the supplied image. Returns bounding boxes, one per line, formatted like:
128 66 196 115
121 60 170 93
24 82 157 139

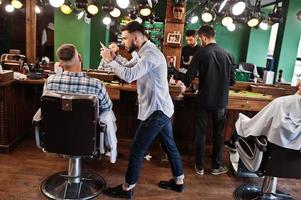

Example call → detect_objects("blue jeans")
125 111 184 185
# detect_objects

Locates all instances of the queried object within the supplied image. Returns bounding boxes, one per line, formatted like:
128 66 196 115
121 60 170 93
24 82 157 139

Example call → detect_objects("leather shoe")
158 179 184 192
104 184 133 199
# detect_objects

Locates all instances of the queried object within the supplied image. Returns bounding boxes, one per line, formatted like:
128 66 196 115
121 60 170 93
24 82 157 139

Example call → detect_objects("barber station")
0 0 301 199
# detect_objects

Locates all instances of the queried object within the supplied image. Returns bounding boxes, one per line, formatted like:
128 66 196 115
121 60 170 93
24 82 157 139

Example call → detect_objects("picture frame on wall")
166 32 181 44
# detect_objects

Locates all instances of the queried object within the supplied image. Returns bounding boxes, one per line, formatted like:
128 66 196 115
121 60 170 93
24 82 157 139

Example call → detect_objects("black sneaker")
224 140 237 152
104 184 133 199
211 166 229 175
158 179 184 192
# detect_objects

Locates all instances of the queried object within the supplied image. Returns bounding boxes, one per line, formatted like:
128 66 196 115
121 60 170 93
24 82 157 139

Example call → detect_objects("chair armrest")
235 136 267 173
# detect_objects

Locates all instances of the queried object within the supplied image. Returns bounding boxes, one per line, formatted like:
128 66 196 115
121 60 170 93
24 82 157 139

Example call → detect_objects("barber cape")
235 94 301 151
99 110 118 163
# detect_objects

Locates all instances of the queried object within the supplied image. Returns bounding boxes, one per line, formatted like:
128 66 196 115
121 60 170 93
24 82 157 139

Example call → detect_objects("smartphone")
100 41 108 49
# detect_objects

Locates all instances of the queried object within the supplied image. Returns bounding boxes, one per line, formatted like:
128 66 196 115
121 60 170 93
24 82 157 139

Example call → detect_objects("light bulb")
110 7 121 18
227 23 236 31
116 0 129 9
190 16 199 24
247 18 259 27
259 21 269 30
201 12 213 23
222 16 233 26
87 4 98 15
5 4 14 12
61 4 72 14
140 7 151 16
35 5 41 13
232 1 246 16
11 0 22 9
49 0 64 8
103 16 112 25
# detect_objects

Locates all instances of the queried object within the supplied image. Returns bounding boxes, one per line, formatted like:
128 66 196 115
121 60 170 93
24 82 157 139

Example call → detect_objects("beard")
127 41 137 54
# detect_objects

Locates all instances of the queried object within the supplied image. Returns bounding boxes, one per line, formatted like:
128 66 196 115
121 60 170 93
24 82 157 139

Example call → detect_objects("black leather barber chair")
33 91 106 200
232 136 301 200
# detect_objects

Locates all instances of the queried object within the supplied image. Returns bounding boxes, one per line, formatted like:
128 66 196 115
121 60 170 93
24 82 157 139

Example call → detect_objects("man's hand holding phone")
100 41 116 63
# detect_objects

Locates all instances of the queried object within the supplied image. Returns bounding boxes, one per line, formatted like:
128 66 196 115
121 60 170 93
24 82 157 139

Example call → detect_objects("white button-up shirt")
107 40 174 120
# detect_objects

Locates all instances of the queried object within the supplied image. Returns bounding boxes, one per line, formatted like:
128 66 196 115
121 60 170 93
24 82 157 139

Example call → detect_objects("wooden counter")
0 79 293 153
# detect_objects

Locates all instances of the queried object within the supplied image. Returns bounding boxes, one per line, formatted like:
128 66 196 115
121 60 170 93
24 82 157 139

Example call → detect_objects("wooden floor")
0 138 300 200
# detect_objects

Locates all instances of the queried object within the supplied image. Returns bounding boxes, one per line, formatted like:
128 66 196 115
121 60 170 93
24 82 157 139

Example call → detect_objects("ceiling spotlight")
103 16 112 25
247 13 260 27
60 1 72 14
140 5 152 17
87 3 98 15
190 15 199 24
35 5 41 13
49 0 64 8
11 0 23 9
221 16 233 27
227 23 236 31
116 0 129 9
77 11 85 20
297 10 301 21
259 20 269 30
110 7 121 18
231 1 246 16
201 8 215 23
5 4 14 12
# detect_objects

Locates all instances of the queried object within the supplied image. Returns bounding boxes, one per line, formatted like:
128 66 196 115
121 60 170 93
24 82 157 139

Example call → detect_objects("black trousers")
195 108 227 170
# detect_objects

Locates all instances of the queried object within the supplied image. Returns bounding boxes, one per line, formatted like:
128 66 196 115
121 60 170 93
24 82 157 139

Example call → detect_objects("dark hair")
120 21 146 35
56 44 76 62
198 25 215 38
185 29 197 37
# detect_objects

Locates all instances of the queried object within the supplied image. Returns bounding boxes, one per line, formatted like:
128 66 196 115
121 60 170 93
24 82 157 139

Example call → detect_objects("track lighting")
60 1 72 15
190 15 199 24
247 12 260 27
110 7 121 18
231 1 246 16
11 0 22 9
259 20 269 30
5 4 14 12
35 5 41 13
116 0 129 9
222 16 233 27
102 16 112 25
201 8 215 23
227 23 236 31
49 0 64 8
87 2 98 15
140 4 152 17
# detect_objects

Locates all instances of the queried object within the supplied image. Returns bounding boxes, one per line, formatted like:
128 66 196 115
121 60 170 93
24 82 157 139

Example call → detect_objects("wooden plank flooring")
0 138 300 200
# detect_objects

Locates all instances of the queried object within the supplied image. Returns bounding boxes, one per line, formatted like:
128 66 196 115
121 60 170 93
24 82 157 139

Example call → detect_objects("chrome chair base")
233 184 294 200
41 170 106 200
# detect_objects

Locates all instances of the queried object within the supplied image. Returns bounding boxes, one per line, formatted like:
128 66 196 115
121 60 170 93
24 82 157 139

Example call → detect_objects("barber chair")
232 136 301 200
33 91 106 200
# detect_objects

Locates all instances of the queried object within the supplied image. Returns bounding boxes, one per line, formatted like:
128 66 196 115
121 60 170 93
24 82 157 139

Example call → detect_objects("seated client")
225 80 301 151
43 44 117 163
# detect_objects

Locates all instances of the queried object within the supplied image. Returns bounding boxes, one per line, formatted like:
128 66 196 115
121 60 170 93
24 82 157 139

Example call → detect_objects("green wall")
246 27 271 68
277 0 301 82
90 7 108 69
54 9 91 68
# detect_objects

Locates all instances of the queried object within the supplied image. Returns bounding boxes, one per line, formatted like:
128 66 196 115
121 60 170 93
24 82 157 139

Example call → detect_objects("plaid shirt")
43 71 112 113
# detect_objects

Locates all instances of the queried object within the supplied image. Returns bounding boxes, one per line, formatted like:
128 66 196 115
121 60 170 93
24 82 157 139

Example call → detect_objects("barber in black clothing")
180 29 201 71
171 25 235 176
